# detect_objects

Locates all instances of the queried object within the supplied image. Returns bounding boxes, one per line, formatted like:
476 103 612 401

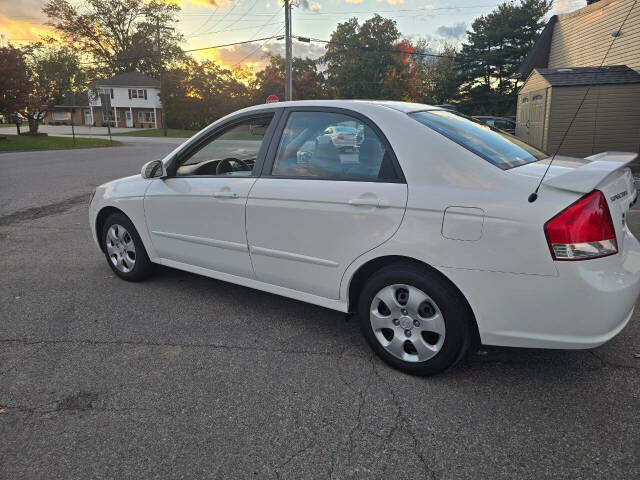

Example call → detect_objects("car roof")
235 99 445 115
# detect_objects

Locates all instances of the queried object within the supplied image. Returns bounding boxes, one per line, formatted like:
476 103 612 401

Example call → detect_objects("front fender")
89 175 157 260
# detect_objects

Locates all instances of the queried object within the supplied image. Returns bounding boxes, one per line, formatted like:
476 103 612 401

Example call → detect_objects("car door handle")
348 197 387 207
213 191 238 198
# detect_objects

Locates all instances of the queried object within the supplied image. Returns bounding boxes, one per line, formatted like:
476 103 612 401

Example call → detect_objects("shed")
516 66 640 158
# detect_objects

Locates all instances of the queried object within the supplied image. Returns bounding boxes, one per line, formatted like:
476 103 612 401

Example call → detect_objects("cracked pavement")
1 145 639 479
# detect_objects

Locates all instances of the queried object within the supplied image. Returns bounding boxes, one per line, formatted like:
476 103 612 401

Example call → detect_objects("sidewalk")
2 125 184 145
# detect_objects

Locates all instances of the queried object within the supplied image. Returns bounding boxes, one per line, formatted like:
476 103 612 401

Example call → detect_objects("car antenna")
528 0 637 203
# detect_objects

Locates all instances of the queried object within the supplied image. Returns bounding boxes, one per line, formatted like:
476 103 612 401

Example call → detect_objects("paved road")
1 146 639 479
0 138 183 214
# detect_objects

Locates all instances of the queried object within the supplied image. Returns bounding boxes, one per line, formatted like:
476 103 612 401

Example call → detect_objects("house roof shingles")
535 66 640 86
95 71 160 88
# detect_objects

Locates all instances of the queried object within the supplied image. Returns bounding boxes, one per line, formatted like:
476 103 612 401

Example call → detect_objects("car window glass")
410 110 547 170
271 111 394 180
176 114 274 177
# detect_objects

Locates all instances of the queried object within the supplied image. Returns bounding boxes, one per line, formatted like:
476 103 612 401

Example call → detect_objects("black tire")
101 212 154 281
357 263 476 376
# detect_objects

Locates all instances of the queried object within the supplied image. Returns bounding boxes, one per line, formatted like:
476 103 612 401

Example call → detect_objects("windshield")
409 110 547 170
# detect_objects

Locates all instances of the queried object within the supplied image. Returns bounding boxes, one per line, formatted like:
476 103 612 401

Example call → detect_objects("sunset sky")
0 0 586 71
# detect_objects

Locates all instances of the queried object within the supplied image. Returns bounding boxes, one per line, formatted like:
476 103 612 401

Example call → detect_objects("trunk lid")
509 151 638 251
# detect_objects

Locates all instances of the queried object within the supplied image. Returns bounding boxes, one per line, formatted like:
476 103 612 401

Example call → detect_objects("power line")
229 5 286 68
184 22 282 39
186 0 239 37
233 25 285 68
298 36 460 59
194 0 263 38
77 35 283 66
170 4 499 16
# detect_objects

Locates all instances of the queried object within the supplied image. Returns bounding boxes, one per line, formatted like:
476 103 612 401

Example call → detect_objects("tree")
456 0 551 115
19 44 86 135
43 0 184 77
323 15 409 99
160 58 251 130
420 43 460 106
251 54 329 102
0 46 30 134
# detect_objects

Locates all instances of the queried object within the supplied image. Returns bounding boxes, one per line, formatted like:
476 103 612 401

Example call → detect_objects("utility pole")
154 17 168 137
284 0 292 101
145 17 174 136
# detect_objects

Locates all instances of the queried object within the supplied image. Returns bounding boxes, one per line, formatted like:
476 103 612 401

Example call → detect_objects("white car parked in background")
321 125 359 149
89 100 640 375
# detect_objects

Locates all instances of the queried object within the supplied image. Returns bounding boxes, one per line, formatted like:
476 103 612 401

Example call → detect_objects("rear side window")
271 111 397 181
409 110 546 170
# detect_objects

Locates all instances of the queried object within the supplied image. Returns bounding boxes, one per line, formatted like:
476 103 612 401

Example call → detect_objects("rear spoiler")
543 151 638 194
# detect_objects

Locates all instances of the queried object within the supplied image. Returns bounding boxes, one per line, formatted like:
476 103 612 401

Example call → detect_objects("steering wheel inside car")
215 157 251 175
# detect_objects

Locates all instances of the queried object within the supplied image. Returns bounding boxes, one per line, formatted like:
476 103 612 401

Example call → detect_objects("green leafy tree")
19 44 87 135
323 15 409 99
456 0 551 115
420 43 460 106
160 58 251 130
0 46 30 134
251 54 329 102
43 0 184 77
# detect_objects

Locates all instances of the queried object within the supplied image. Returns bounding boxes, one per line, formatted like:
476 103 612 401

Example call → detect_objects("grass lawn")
0 123 26 128
113 128 197 138
0 135 118 152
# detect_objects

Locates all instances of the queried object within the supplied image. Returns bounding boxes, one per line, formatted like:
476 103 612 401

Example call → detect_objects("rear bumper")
441 227 640 349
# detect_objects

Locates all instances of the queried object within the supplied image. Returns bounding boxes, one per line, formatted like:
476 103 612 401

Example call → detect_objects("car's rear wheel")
357 264 475 376
101 212 153 281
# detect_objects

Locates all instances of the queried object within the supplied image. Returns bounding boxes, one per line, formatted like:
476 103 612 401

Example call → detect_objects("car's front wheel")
101 212 154 281
357 264 476 376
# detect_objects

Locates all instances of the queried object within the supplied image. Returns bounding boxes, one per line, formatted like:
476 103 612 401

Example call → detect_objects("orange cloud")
196 42 272 70
0 15 60 45
345 0 364 4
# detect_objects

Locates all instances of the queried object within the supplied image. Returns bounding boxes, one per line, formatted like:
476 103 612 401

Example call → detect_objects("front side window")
175 114 274 177
409 110 547 170
271 111 396 181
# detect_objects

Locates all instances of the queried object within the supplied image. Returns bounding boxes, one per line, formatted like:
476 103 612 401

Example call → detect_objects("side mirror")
141 159 167 179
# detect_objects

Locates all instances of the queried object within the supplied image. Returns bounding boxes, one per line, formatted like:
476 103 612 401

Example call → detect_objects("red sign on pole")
266 95 279 104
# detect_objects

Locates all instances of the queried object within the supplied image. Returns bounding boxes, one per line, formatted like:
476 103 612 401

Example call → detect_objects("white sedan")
89 100 640 375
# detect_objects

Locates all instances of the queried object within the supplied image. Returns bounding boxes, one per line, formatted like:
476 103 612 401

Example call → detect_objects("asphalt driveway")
1 144 638 479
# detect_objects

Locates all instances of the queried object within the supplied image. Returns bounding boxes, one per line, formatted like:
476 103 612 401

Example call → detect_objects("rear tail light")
544 190 618 260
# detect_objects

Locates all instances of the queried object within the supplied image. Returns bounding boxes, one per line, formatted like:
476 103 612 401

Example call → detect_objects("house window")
137 111 155 123
522 97 529 103
102 108 114 122
98 88 114 99
128 89 148 100
52 111 71 121
532 94 543 101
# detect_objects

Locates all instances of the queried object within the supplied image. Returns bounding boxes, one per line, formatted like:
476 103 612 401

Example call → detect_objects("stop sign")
266 95 279 104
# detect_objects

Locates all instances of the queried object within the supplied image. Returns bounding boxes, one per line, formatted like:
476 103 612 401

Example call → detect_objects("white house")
88 71 164 129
